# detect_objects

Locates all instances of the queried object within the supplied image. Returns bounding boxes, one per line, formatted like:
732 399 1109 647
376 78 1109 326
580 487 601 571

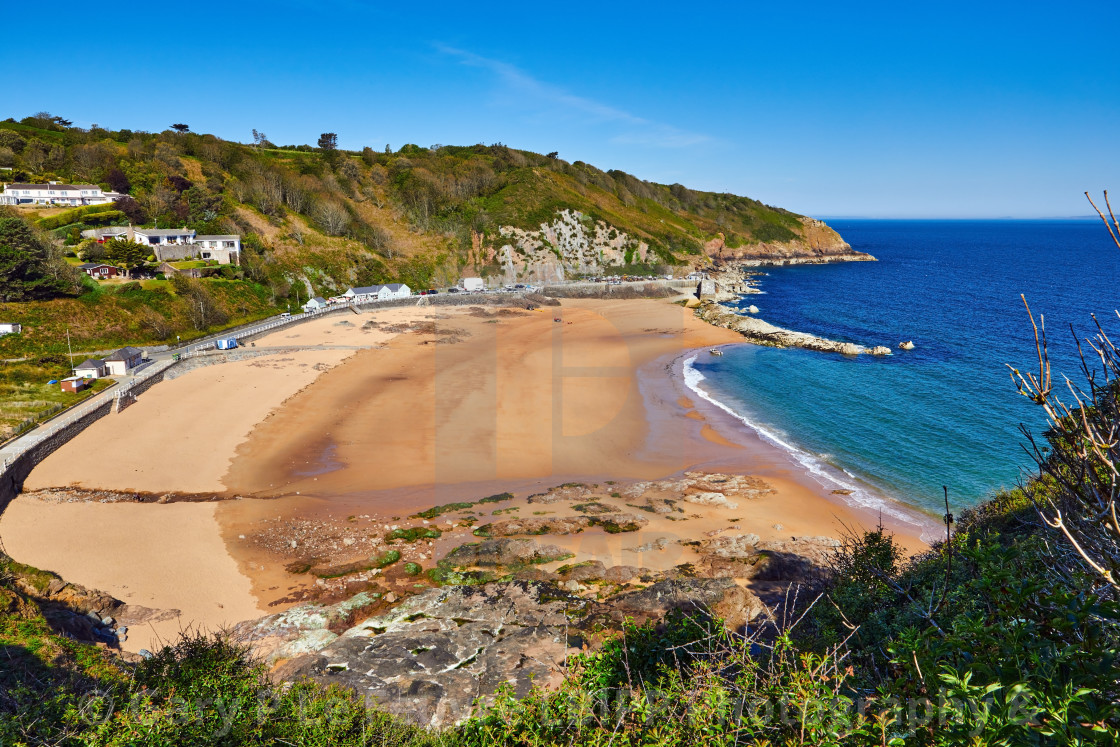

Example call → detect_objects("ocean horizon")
686 218 1120 517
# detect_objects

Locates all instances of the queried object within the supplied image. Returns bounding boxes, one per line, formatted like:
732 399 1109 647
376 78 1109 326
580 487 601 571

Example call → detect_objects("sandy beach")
0 297 933 654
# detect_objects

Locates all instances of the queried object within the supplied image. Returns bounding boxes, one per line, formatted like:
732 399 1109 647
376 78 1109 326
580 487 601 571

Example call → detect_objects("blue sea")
685 219 1120 517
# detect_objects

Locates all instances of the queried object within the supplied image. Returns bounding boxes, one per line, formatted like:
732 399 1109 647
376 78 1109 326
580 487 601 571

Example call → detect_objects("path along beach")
0 298 933 653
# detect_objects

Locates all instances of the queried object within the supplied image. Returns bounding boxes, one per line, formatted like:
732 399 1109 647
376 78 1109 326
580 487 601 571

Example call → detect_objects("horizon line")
817 215 1101 221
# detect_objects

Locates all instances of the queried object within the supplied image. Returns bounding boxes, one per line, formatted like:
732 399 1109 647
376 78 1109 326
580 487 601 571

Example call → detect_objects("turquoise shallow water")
685 219 1120 516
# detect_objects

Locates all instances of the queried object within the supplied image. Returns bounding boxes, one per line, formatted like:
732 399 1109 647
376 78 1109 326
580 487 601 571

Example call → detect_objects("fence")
0 358 178 472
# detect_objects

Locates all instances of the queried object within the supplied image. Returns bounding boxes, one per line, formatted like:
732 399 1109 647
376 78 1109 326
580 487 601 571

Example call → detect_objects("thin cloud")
436 44 710 148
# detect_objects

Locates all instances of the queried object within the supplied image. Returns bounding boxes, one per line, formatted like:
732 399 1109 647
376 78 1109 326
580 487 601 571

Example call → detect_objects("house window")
202 252 211 259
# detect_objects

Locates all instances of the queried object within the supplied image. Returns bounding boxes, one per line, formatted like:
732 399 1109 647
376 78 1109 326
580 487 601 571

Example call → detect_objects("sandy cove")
0 298 932 654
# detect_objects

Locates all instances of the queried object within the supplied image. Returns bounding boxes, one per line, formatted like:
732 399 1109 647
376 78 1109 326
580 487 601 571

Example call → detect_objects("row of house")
301 283 412 312
1 182 125 206
81 226 241 265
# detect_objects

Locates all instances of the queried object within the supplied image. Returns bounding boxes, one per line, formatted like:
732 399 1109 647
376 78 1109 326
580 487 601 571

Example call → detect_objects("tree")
102 237 152 278
0 215 79 301
171 123 190 133
251 129 268 148
1011 190 1120 591
317 132 338 151
170 273 229 330
113 196 148 224
0 130 26 153
106 168 131 195
312 199 351 235
546 151 559 159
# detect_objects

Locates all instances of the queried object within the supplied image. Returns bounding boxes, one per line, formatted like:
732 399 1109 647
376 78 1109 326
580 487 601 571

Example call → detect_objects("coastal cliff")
703 217 873 265
477 213 869 285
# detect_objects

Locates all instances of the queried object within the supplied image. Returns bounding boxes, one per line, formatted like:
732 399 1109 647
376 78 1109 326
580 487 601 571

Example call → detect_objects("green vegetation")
411 501 476 520
0 214 81 302
373 550 402 569
4 367 1120 745
0 370 112 441
410 492 514 520
385 527 442 543
458 493 1120 744
0 608 436 746
477 492 514 504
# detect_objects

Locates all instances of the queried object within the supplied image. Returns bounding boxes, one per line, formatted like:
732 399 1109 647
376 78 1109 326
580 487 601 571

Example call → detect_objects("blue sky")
3 0 1117 218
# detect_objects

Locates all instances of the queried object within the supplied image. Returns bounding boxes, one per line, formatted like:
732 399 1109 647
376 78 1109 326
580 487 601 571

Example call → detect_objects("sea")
684 219 1120 519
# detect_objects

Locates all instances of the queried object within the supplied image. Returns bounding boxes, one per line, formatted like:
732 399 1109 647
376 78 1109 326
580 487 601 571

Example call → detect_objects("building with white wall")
1 183 122 206
81 226 242 265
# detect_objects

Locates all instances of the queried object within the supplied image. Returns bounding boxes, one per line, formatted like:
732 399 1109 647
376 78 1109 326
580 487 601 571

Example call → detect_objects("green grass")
0 368 113 440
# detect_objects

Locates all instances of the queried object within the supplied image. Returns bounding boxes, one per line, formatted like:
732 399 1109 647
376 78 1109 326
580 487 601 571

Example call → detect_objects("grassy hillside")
0 113 833 295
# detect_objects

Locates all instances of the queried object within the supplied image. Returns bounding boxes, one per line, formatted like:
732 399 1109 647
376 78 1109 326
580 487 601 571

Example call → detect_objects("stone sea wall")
0 399 114 513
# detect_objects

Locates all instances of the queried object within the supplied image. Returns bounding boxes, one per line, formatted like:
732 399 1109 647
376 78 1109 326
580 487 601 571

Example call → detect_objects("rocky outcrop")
491 210 649 284
238 578 768 727
444 538 573 567
473 512 648 537
696 301 892 356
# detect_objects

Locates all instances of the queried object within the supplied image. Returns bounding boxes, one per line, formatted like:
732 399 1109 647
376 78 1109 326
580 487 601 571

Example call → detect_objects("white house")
74 358 107 379
302 296 328 312
342 284 410 302
193 235 240 265
461 277 485 292
108 228 243 265
0 182 123 206
343 285 383 302
0 323 21 336
132 228 196 247
382 283 411 300
103 347 144 376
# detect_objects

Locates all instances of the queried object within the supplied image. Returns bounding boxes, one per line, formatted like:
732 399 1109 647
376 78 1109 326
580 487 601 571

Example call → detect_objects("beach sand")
0 298 933 652
1 499 264 653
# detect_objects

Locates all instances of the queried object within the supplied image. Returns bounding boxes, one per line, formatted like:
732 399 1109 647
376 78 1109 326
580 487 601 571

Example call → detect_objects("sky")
3 0 1118 218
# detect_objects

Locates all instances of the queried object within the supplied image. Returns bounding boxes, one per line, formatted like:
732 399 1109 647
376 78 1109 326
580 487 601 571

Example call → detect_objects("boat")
709 349 724 356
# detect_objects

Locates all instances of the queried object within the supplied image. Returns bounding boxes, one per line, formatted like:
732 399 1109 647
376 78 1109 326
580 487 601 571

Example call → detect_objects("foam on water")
681 354 920 526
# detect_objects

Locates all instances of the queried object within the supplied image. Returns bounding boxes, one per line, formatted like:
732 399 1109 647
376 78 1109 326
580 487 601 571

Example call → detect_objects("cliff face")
475 210 651 284
703 217 872 264
473 212 869 284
